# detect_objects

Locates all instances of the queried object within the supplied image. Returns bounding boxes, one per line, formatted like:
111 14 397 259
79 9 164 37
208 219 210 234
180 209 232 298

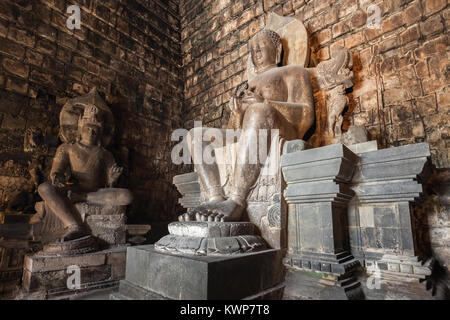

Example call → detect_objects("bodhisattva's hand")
107 164 123 187
51 174 66 188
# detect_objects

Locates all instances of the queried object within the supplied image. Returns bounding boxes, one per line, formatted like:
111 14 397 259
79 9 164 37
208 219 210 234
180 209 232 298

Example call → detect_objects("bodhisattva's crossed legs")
38 182 132 241
179 102 277 222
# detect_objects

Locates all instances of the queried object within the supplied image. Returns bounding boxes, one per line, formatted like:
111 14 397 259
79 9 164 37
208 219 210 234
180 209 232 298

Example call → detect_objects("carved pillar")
281 144 363 299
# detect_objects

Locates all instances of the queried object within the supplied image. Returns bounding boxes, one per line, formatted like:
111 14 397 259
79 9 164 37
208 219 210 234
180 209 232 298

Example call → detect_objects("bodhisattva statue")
179 29 315 222
34 104 133 242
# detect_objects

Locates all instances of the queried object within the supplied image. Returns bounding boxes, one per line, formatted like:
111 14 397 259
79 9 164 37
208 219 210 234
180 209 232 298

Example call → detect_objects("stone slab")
168 221 256 237
22 246 127 296
120 245 284 300
347 140 378 154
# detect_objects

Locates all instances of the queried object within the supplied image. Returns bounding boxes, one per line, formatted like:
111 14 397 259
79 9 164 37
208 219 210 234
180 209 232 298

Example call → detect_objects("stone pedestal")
20 243 127 300
281 144 363 299
33 201 127 249
155 221 268 255
349 142 446 299
112 245 284 300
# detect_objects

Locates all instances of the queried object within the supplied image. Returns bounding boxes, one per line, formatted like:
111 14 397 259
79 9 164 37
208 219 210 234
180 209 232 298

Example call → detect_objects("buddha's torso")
248 65 310 103
247 65 314 138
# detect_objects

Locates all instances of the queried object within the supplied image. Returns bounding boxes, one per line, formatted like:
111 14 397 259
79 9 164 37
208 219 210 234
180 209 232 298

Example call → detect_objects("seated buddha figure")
179 29 315 222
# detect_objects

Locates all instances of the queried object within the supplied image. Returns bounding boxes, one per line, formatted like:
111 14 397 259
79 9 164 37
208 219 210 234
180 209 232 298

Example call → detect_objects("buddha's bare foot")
195 199 244 222
67 191 87 203
60 225 86 242
178 197 226 222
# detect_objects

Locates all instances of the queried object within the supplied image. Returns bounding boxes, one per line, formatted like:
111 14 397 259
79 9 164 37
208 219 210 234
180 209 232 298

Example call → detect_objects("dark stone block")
400 228 415 252
302 260 311 269
381 228 399 249
120 245 284 300
321 263 331 272
312 261 321 271
378 262 388 270
374 206 395 227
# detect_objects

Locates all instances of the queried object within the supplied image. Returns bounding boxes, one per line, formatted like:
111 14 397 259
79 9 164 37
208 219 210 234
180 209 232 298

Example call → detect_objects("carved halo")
59 88 115 146
246 12 310 81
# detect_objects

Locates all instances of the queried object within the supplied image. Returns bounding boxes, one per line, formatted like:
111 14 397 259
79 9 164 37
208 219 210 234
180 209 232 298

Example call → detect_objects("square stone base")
113 245 285 300
20 246 127 299
283 268 364 300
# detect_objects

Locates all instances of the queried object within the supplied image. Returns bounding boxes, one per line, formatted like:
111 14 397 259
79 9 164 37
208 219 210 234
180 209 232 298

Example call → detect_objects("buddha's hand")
229 82 249 115
51 173 66 188
107 164 123 187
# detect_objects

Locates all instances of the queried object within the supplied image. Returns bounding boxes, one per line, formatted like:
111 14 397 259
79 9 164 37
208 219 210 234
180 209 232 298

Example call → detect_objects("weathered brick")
2 58 29 79
7 26 35 47
414 35 448 59
35 38 57 56
5 76 28 95
345 31 364 48
381 12 405 34
0 18 7 37
420 14 444 37
423 0 447 16
400 24 420 45
404 1 423 25
416 94 437 114
0 38 25 59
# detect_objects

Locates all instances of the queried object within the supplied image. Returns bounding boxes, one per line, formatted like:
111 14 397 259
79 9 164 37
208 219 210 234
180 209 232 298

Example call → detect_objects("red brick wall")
180 0 449 168
0 0 184 223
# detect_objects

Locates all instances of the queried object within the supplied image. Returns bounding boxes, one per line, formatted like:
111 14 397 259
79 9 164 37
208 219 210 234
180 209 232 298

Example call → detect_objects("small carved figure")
315 46 353 141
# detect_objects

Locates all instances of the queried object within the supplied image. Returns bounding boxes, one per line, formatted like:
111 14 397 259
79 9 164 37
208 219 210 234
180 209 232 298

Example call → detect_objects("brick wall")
0 0 184 223
180 0 449 168
180 0 449 267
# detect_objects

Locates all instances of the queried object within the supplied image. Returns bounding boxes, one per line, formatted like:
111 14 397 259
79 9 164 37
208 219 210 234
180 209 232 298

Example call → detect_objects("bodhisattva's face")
250 34 277 71
80 124 101 146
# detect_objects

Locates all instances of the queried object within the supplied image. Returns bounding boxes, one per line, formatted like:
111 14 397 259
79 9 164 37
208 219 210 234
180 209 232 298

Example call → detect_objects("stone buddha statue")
32 93 133 242
179 29 315 223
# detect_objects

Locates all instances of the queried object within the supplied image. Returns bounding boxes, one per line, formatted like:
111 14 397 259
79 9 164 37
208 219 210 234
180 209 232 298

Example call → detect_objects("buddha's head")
250 29 282 73
78 105 104 146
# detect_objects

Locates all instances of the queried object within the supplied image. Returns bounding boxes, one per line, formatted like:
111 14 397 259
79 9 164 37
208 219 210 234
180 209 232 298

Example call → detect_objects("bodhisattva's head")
250 29 282 74
77 105 104 146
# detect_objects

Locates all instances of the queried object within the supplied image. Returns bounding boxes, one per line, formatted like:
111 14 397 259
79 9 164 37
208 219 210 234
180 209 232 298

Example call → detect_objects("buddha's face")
80 123 101 146
250 34 278 71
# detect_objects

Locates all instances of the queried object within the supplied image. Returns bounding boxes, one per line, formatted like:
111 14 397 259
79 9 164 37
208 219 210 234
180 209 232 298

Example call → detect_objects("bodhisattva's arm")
50 144 70 187
104 150 123 188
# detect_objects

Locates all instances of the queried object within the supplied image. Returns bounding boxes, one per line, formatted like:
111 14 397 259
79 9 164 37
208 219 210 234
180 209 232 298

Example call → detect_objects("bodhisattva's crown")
79 105 103 128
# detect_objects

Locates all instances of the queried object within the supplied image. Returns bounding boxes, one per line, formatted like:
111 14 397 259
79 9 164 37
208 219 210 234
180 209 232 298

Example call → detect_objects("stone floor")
68 287 117 300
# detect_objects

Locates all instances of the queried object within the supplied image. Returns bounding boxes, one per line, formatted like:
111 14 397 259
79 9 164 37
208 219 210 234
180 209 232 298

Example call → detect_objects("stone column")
281 144 363 299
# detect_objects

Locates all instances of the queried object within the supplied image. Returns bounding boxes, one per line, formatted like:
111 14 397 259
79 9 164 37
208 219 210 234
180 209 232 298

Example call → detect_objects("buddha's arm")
267 70 314 114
